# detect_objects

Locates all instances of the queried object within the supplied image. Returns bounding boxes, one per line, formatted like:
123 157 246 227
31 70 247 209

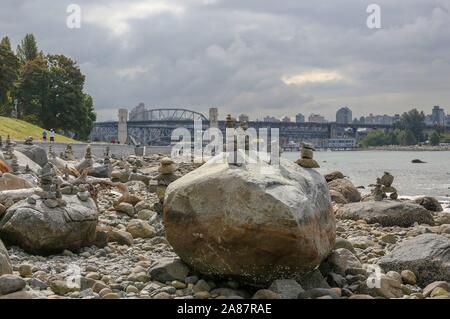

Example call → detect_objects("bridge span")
90 108 449 146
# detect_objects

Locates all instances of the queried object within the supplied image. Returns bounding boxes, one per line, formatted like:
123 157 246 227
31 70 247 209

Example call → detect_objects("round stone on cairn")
296 143 320 168
164 155 335 284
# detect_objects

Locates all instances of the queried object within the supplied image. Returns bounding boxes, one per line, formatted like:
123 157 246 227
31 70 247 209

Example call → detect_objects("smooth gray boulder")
328 178 361 203
377 234 450 286
336 201 434 227
164 153 336 284
15 144 48 167
0 195 98 255
0 240 12 275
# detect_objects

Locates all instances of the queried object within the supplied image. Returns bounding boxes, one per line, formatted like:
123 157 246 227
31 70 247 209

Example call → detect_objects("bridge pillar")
209 108 218 128
118 109 128 144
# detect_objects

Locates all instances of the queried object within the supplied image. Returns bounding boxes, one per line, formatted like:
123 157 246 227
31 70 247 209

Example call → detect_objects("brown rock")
328 179 361 203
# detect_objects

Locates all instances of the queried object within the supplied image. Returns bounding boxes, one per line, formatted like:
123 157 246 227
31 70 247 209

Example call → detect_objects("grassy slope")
0 116 76 143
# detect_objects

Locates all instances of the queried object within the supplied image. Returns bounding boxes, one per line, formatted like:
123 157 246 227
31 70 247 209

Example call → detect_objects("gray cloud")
1 0 449 121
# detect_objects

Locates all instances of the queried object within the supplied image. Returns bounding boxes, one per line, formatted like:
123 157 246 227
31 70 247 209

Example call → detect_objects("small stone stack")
0 136 2 149
35 163 67 208
11 154 19 175
4 135 13 160
24 136 33 145
48 145 56 159
296 143 320 168
372 172 398 200
156 157 179 205
85 144 92 160
64 145 74 161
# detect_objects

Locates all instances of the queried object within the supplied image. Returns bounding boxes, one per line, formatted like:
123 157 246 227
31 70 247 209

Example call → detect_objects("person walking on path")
50 129 55 142
42 130 47 142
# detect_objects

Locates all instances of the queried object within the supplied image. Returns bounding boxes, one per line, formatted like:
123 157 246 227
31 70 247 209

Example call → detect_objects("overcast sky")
1 0 449 121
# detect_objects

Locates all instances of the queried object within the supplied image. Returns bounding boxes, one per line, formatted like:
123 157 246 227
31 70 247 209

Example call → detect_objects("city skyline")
2 1 450 121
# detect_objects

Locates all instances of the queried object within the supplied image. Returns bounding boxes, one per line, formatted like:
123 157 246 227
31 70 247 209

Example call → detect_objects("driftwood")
114 183 142 206
0 188 41 203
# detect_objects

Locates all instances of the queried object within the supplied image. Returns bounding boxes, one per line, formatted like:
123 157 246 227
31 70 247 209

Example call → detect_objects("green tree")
398 130 417 146
429 130 440 146
15 55 50 122
0 36 20 115
16 34 39 63
399 109 425 142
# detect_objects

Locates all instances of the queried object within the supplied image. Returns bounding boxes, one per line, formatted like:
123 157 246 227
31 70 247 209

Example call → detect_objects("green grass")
0 116 76 143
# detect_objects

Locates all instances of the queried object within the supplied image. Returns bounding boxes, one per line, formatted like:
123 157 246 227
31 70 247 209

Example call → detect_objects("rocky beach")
1 137 450 300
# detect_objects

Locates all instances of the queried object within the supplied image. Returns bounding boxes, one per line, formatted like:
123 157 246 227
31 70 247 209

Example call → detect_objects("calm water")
282 151 450 205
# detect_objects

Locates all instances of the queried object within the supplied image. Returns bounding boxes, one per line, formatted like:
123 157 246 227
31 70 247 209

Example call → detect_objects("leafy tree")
399 109 425 142
16 34 39 63
429 130 440 146
0 36 20 115
15 55 50 122
398 130 417 146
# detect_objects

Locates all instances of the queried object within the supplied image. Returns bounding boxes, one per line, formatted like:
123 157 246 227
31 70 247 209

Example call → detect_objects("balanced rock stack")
371 172 398 201
24 136 33 146
296 143 320 168
164 153 335 284
156 157 179 204
0 162 98 255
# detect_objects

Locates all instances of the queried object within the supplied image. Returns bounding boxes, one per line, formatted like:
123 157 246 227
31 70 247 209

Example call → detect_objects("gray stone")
0 274 26 296
15 145 48 167
0 195 98 255
116 202 135 217
298 288 340 299
320 248 362 276
377 234 450 286
328 178 361 203
298 269 330 290
149 258 190 282
414 197 443 212
0 240 12 276
164 154 335 284
269 279 305 299
336 201 434 227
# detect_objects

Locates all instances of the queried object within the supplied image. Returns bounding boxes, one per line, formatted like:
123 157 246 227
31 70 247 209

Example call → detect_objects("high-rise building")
238 114 249 123
336 107 352 124
432 106 445 125
282 116 291 123
308 114 327 123
296 113 305 123
263 116 280 123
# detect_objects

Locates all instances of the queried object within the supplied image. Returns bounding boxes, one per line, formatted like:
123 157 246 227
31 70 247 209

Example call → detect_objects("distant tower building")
118 109 128 144
238 114 249 123
432 106 445 125
209 108 219 128
129 103 146 121
295 113 305 123
282 116 291 123
336 107 352 124
308 114 327 123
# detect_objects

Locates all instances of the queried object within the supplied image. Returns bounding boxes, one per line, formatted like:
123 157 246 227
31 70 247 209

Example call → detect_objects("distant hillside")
0 116 76 143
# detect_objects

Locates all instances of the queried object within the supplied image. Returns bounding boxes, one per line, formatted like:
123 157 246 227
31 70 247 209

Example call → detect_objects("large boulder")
15 144 48 167
328 179 361 203
336 201 434 227
0 240 12 275
13 150 41 174
377 234 450 286
324 171 345 183
164 154 336 284
414 197 443 212
0 195 98 255
0 173 34 191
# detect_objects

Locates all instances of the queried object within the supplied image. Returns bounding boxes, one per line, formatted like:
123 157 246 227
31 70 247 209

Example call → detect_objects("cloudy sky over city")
1 0 450 121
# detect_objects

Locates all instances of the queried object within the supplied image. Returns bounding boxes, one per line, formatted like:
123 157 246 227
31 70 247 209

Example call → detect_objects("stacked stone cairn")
4 135 13 160
64 144 74 161
296 143 320 168
24 136 33 145
156 157 179 206
11 154 19 175
372 172 398 200
32 163 67 208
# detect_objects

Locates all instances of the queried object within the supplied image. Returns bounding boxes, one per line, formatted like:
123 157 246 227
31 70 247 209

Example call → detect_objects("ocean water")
282 151 450 209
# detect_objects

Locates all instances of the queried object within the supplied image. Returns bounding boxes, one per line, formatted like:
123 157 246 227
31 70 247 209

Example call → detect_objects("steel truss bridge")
90 108 449 146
